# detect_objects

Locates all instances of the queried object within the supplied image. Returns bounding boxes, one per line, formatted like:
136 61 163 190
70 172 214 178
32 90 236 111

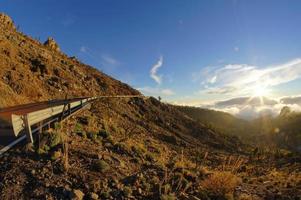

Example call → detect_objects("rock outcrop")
44 37 60 52
0 13 16 30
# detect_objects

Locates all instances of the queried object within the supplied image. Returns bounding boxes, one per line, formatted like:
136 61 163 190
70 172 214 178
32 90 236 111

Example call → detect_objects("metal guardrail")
0 95 145 155
0 97 96 155
11 97 96 138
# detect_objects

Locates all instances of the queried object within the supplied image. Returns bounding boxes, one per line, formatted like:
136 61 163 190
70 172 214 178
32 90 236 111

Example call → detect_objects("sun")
254 87 267 97
246 85 270 106
252 85 269 97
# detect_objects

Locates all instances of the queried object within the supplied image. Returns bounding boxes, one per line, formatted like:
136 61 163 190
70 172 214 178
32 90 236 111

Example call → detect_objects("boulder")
44 37 60 52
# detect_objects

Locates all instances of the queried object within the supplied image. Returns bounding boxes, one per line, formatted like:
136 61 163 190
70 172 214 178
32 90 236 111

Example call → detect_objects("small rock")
69 189 84 200
25 143 35 153
238 165 247 172
51 150 62 160
90 192 99 200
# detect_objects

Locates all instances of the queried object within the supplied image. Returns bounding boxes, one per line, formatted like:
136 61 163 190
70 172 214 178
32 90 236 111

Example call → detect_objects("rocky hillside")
0 13 300 200
0 13 138 107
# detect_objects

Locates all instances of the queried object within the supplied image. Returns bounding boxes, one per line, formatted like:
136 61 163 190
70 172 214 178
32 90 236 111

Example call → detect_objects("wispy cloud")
280 95 301 105
234 46 239 52
138 86 174 96
101 54 120 66
79 46 120 72
198 58 301 96
150 56 163 84
79 46 101 64
80 46 87 53
61 14 76 27
138 56 174 97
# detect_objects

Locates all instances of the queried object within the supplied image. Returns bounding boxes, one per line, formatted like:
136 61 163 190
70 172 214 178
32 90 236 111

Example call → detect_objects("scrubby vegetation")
200 171 241 198
1 99 300 199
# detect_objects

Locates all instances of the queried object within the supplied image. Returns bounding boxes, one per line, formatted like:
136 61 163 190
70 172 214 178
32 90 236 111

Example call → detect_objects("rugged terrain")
0 13 300 200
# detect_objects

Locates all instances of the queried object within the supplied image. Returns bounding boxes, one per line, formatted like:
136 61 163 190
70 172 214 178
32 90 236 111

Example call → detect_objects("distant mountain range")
176 105 301 152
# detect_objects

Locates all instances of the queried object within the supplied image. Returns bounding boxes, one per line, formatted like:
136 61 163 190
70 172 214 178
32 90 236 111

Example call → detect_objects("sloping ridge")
0 13 139 108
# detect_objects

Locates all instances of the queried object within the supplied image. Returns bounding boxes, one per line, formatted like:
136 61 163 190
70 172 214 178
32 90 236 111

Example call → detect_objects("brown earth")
0 13 300 200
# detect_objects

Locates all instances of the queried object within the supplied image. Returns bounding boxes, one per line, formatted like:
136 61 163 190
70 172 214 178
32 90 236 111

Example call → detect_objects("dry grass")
222 155 246 173
200 171 242 197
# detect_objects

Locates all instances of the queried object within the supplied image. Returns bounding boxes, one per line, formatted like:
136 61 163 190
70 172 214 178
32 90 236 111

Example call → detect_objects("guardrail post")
24 114 34 143
68 103 71 115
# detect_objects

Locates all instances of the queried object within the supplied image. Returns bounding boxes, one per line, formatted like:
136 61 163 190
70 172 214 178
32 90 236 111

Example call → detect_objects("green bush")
54 122 61 130
104 135 114 145
99 130 110 139
36 148 46 155
161 184 171 195
43 144 50 152
94 160 110 173
101 192 110 199
49 131 62 148
78 131 87 138
87 131 98 140
74 123 83 133
123 186 132 197
160 194 176 200
145 153 156 162
131 145 146 158
50 150 62 161
114 142 130 154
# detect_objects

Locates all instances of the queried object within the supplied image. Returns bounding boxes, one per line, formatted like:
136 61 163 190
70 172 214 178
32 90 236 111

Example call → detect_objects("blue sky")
2 0 301 118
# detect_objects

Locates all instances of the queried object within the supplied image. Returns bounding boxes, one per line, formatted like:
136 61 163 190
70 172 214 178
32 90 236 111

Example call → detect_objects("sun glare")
252 85 269 97
254 87 268 97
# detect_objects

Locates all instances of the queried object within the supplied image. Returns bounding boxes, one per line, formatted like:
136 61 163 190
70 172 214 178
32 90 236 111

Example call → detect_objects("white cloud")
201 95 301 120
101 54 120 66
209 76 217 84
150 56 163 84
80 46 87 53
170 95 301 120
198 58 301 96
234 46 239 52
138 86 174 96
280 95 301 105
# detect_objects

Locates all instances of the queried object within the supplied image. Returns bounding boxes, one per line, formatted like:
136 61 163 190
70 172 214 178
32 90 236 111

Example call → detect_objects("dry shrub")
238 193 254 200
200 171 241 197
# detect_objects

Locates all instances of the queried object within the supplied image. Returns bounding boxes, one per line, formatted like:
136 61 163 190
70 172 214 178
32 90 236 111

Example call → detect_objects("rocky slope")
0 13 300 200
0 13 138 107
